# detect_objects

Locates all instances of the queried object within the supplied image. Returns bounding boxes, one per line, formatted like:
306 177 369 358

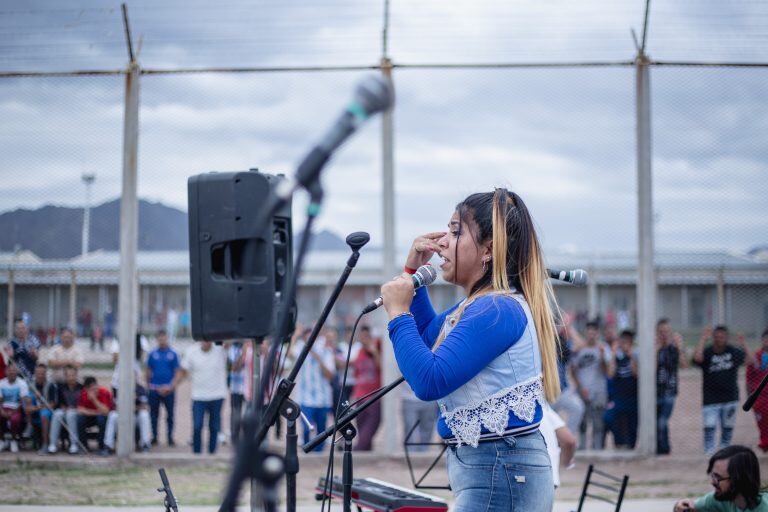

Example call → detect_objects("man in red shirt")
77 376 115 454
746 329 768 452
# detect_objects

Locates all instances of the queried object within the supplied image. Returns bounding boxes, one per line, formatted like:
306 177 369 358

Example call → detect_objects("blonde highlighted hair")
433 189 561 402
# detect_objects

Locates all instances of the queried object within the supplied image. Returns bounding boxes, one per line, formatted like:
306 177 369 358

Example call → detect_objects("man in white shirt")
179 341 228 454
45 328 84 383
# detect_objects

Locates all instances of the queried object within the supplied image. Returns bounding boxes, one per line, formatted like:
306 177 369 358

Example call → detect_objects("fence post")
6 267 14 339
380 55 399 454
635 53 657 457
116 61 140 458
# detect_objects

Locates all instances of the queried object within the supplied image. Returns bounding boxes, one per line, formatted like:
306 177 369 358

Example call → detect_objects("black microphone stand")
157 468 179 512
744 370 768 411
219 182 323 512
219 224 370 512
280 398 301 512
305 376 406 512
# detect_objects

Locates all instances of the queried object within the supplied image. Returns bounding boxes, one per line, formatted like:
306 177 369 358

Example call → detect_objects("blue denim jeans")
192 399 223 454
148 390 175 443
656 395 676 454
702 401 738 455
447 431 553 511
301 406 330 452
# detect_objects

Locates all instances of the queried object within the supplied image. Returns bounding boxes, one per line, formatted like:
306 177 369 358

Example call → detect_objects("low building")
1 248 767 340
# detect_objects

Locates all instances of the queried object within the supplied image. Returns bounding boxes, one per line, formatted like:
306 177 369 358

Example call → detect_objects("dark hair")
714 325 729 334
656 318 670 328
36 362 47 369
762 328 768 338
60 326 74 335
83 376 97 388
453 189 560 402
586 321 600 330
156 328 167 336
63 365 77 373
360 326 371 333
707 445 762 508
620 329 635 339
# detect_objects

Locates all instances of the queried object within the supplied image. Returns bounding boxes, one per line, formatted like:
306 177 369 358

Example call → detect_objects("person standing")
570 321 609 450
351 326 382 451
179 341 228 454
656 318 687 455
8 319 40 381
605 330 638 449
227 340 247 445
45 327 84 383
289 329 336 452
381 189 559 511
145 329 180 447
745 328 768 453
694 326 746 455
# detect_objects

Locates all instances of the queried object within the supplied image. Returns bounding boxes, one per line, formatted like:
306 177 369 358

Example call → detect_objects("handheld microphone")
547 268 588 286
275 75 394 200
362 265 438 314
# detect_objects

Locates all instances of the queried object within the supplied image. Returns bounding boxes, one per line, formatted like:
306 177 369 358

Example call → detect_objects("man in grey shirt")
570 321 609 450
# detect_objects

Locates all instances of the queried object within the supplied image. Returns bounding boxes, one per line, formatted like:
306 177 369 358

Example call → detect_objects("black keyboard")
315 476 448 512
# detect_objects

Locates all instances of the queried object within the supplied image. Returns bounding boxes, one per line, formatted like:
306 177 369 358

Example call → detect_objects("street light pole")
81 173 96 256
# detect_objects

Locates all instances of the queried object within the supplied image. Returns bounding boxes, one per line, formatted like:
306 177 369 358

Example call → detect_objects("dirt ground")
2 339 767 507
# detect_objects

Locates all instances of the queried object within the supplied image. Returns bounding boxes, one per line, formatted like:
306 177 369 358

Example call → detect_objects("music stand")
403 420 451 491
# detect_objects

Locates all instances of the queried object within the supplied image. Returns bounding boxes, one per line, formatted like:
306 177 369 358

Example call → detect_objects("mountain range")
0 199 347 259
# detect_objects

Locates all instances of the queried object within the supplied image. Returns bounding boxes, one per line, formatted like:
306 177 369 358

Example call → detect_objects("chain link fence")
1 5 767 461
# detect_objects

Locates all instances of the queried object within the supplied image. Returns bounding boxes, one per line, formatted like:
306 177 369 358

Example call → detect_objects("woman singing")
381 189 560 511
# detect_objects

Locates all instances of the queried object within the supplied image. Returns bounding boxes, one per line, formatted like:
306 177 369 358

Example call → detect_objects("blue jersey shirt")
147 347 180 388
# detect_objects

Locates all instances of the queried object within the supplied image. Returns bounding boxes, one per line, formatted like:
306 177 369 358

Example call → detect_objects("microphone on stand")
547 268 589 286
362 265 438 314
274 75 394 200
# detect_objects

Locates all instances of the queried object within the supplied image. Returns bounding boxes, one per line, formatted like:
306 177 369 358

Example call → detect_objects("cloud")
0 1 767 256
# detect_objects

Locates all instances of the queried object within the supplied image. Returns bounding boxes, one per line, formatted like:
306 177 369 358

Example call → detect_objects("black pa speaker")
188 169 293 341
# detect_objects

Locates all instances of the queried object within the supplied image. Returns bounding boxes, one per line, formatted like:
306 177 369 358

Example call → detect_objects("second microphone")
361 265 438 314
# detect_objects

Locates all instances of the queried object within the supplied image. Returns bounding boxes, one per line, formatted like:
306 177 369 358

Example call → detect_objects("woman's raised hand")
405 232 445 270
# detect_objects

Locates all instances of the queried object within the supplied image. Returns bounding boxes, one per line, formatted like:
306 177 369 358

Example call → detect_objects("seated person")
674 445 766 511
77 376 116 453
49 366 83 454
26 363 57 452
0 363 31 453
103 383 152 454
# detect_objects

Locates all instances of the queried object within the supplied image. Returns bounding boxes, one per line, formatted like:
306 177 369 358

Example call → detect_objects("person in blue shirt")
381 189 561 511
145 329 181 447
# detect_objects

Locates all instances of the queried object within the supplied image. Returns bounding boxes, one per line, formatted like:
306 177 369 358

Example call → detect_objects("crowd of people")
553 315 768 456
0 316 394 455
2 310 768 458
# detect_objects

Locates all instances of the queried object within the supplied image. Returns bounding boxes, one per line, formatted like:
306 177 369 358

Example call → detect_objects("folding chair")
574 464 629 512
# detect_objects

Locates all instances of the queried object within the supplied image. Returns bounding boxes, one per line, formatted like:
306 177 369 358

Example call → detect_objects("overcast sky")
1 0 767 254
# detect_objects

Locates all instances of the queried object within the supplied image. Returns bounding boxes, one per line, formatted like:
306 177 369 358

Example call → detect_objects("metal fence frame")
2 1 767 459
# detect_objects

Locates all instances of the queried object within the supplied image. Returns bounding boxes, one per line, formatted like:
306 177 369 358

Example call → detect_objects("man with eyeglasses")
673 445 767 511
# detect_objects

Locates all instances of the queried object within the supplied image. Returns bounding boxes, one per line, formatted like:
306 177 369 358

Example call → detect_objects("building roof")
0 248 766 287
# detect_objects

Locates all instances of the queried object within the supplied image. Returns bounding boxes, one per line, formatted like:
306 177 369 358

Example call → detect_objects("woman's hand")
381 275 415 320
405 232 445 270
